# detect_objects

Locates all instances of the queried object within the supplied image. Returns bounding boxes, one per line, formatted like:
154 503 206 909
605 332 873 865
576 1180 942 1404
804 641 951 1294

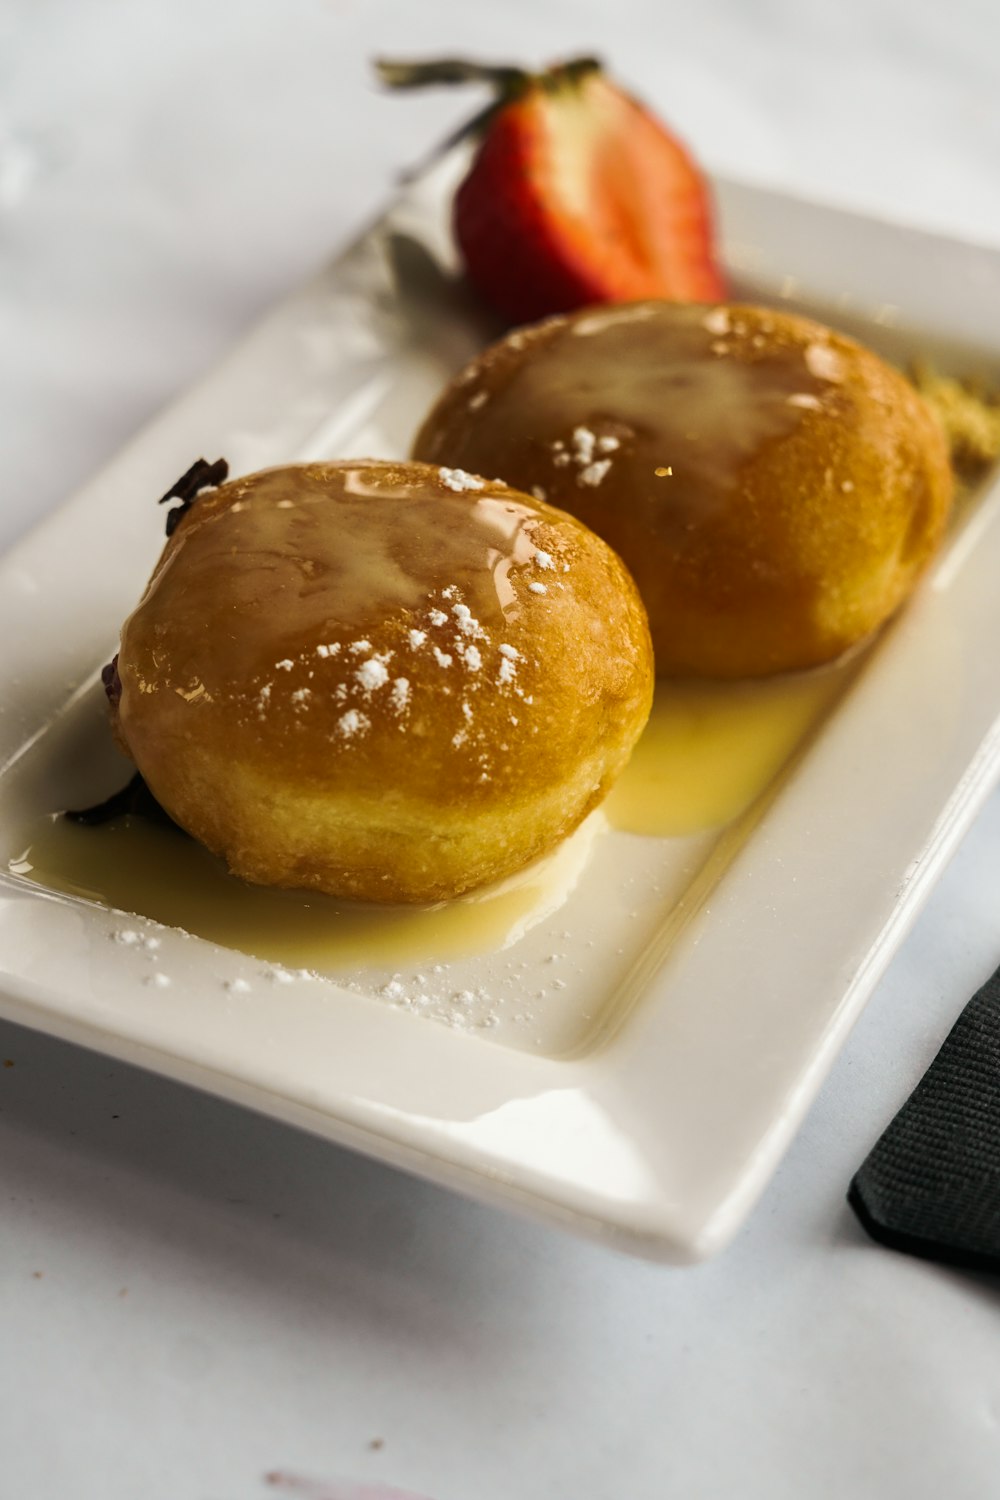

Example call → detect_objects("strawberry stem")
375 55 602 101
375 55 605 182
375 58 530 94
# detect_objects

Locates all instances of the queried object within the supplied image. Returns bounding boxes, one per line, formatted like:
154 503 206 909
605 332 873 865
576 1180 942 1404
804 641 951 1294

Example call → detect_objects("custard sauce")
10 659 853 969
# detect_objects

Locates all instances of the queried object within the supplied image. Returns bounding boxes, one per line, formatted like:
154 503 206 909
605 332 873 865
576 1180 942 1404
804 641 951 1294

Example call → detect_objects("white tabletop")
4 2 1000 1496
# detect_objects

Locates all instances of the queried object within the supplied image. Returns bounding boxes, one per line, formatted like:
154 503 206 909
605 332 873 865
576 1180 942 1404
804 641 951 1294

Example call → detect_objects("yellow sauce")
8 802 602 969
8 661 852 969
605 659 852 837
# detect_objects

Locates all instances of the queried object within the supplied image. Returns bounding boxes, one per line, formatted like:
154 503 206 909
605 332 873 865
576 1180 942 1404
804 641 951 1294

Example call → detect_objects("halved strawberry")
377 55 725 323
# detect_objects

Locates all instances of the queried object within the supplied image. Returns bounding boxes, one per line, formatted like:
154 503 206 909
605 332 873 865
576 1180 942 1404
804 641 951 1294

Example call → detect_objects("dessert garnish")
65 771 182 830
911 363 1000 476
377 54 724 322
158 456 229 537
62 457 230 828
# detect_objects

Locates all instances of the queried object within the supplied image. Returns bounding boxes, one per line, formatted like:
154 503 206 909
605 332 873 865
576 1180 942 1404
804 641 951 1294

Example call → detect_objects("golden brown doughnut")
111 460 653 903
412 301 954 678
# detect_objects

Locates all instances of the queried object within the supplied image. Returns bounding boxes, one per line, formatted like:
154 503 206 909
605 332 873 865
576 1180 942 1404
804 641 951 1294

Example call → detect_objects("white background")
3 2 1000 1496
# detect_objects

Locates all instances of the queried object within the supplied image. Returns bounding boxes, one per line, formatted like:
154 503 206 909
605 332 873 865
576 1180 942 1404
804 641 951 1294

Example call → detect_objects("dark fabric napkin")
849 961 1000 1273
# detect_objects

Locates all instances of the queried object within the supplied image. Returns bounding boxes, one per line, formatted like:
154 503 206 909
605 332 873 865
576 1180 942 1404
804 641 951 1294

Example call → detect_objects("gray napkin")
849 961 1000 1272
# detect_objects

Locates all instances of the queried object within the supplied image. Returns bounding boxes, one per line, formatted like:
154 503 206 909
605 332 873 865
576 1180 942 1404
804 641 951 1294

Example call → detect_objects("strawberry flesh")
454 68 724 322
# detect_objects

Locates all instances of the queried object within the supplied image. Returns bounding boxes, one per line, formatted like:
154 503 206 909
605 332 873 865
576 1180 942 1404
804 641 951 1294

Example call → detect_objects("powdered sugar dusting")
452 603 486 639
337 708 370 739
572 426 596 465
579 459 612 487
805 342 844 382
439 467 485 493
355 657 389 692
703 307 731 336
550 425 620 486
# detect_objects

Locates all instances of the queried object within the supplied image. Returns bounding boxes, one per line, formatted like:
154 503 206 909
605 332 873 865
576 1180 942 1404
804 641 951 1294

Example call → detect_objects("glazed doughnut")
111 460 653 903
412 301 954 678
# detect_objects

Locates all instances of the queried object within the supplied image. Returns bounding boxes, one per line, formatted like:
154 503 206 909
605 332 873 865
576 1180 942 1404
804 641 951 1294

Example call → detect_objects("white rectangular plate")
1 158 999 1261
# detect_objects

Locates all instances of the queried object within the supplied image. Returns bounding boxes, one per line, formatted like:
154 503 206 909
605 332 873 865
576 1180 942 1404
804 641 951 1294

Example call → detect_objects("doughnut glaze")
112 460 653 902
413 301 955 677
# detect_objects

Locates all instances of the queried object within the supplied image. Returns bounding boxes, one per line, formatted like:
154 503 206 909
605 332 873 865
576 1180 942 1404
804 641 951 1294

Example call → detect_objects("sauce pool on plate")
8 658 855 970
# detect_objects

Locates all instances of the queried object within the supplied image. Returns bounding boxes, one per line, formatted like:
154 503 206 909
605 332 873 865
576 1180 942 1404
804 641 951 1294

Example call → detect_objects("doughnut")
412 302 955 678
110 460 653 903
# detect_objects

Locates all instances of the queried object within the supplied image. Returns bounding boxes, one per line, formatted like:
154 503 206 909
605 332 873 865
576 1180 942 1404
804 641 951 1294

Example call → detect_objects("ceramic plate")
1 157 999 1261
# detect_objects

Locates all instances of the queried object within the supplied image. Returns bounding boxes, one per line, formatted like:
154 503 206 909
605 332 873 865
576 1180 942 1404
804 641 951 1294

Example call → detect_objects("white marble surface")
3 2 1000 1496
